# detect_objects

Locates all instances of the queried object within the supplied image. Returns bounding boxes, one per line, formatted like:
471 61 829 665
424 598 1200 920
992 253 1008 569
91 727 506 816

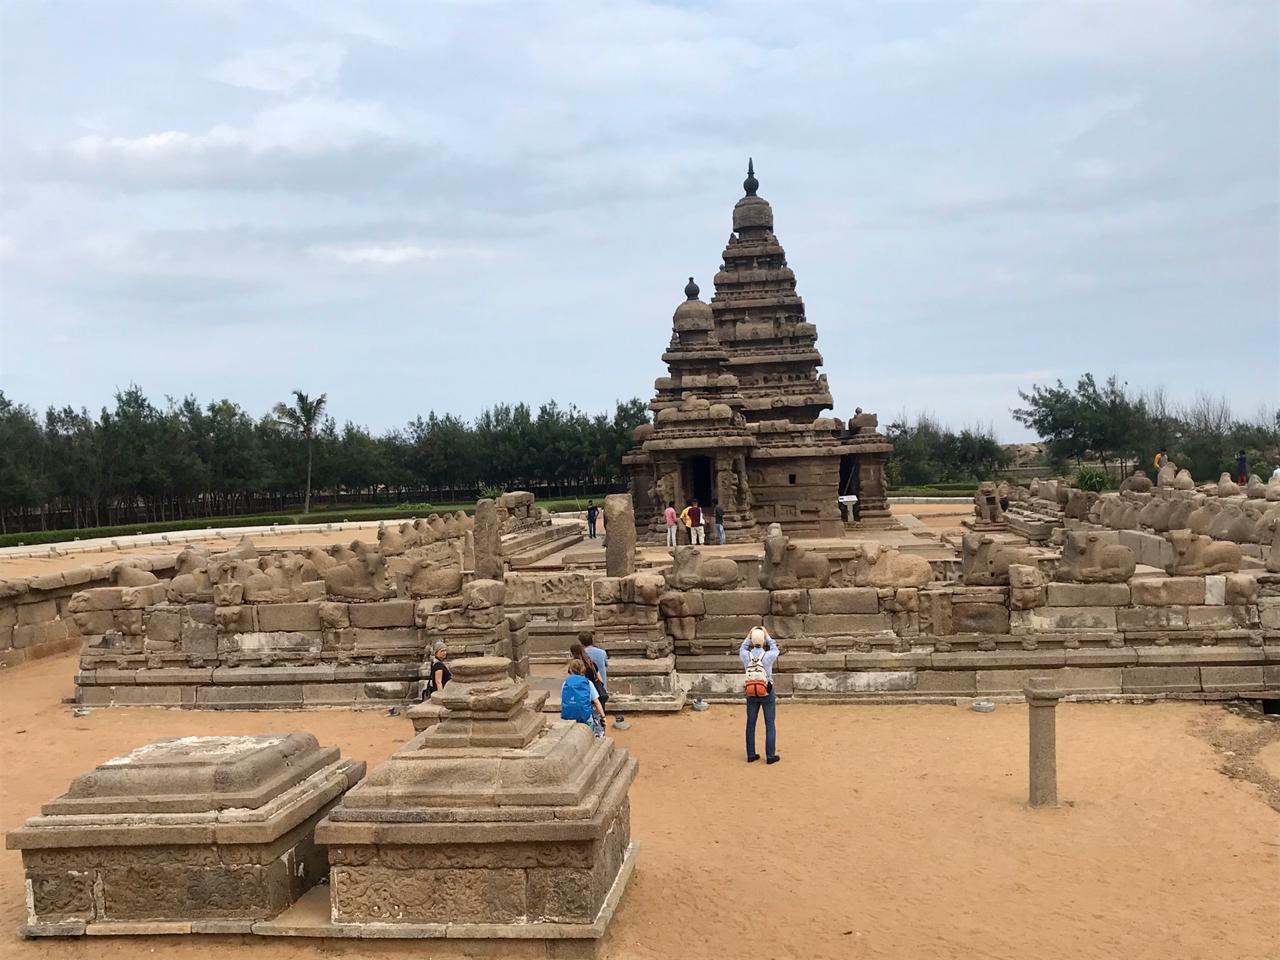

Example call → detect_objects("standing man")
1236 450 1248 486
663 500 678 547
713 500 726 545
1154 449 1169 471
585 501 599 539
687 499 704 545
739 627 780 764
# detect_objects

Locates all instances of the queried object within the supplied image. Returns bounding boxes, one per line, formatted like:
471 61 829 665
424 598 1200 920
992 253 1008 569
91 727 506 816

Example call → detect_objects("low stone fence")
0 556 177 668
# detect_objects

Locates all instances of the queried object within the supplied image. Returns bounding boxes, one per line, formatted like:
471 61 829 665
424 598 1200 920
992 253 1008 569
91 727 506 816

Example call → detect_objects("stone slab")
1046 583 1131 606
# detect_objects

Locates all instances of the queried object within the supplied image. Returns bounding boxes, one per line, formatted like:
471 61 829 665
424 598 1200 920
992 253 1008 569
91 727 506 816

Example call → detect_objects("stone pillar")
1024 677 1065 808
604 493 636 577
473 498 502 580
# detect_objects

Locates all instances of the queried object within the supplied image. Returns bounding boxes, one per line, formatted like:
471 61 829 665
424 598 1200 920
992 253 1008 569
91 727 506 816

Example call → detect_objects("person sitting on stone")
425 644 451 699
561 658 606 737
570 640 608 717
739 626 781 764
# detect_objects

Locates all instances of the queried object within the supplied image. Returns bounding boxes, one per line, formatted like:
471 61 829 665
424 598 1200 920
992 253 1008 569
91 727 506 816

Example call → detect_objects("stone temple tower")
625 161 894 540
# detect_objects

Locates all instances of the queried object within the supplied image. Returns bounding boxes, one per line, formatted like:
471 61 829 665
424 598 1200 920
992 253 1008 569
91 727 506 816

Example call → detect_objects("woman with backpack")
561 658 606 737
570 640 609 714
739 626 781 764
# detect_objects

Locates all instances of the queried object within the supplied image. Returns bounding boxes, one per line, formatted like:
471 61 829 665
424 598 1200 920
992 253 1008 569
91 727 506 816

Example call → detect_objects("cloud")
211 42 346 94
308 243 493 266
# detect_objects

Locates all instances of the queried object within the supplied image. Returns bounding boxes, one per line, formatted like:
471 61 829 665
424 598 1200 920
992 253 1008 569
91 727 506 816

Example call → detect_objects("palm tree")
273 390 328 513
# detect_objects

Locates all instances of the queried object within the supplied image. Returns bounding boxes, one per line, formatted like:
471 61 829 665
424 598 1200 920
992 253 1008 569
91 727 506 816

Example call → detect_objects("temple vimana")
624 160 895 540
1 164 1277 955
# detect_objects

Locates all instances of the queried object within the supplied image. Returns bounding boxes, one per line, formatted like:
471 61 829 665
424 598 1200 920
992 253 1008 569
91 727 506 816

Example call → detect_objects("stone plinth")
6 733 365 936
317 656 637 940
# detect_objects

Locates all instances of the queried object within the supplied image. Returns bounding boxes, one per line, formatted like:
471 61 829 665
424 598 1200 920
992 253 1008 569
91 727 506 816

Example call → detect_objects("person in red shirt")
663 501 678 547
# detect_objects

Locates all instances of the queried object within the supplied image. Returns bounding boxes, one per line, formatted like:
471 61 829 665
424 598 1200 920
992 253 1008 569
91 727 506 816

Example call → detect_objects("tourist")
997 481 1010 514
713 500 726 544
678 500 694 544
571 640 608 716
425 644 451 699
561 658 606 737
586 501 599 539
688 499 705 545
1236 450 1247 485
739 626 781 764
664 500 678 547
1154 449 1169 470
581 632 628 729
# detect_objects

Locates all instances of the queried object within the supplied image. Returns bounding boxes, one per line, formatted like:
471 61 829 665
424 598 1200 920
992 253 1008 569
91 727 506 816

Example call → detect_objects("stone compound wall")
664 573 1278 700
0 556 177 668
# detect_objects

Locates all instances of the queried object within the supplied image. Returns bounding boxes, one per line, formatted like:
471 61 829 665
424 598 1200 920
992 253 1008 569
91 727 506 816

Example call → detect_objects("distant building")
624 161 893 541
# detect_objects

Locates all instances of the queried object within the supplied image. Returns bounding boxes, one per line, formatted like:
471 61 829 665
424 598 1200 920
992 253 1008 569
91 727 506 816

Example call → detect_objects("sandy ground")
0 655 1276 960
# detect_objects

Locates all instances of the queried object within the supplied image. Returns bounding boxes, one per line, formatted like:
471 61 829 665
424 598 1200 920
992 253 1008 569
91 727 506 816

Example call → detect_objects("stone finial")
744 157 759 196
684 276 700 300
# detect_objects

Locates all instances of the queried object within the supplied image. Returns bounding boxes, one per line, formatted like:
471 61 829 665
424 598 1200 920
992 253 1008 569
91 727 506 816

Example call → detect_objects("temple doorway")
684 456 714 509
839 454 860 522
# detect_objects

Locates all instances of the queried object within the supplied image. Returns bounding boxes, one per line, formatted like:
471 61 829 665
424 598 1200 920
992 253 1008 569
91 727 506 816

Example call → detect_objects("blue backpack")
561 675 594 724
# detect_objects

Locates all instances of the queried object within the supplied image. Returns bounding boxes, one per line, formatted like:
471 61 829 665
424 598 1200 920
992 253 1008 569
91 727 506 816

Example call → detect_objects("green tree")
272 391 328 513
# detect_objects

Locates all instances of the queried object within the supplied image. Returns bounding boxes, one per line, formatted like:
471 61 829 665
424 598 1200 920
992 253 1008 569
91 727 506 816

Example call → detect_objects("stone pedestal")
317 656 638 942
591 574 686 712
6 734 364 936
604 494 637 577
1024 678 1065 808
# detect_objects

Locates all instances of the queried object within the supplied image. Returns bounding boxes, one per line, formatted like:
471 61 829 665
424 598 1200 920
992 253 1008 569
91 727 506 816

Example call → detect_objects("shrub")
1075 466 1109 492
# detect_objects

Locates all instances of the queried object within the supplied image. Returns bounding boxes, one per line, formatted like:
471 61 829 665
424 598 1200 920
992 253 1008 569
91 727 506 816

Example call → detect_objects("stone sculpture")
668 546 739 590
1173 469 1195 491
1245 474 1267 499
322 541 392 601
1257 508 1280 573
1008 563 1047 610
473 498 503 581
846 543 932 588
960 533 1036 586
1055 530 1136 583
1217 473 1241 498
1064 488 1098 522
1268 475 1280 502
1119 470 1153 493
1187 499 1220 536
1157 463 1178 488
166 546 215 602
973 482 1006 525
1165 530 1243 576
112 562 159 587
1209 502 1257 543
759 528 831 589
242 555 318 603
605 493 637 577
400 542 464 598
1166 497 1197 531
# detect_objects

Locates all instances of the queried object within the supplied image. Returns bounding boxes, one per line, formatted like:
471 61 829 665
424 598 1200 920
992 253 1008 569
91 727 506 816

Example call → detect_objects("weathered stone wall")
662 572 1279 701
503 572 595 662
0 556 178 668
746 452 843 537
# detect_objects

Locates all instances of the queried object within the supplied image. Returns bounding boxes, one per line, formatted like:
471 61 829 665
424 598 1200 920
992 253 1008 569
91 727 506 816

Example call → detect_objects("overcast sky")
1 0 1276 440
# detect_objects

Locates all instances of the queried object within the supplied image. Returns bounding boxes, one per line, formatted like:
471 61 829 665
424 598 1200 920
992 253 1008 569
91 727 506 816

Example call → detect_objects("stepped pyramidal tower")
625 160 894 540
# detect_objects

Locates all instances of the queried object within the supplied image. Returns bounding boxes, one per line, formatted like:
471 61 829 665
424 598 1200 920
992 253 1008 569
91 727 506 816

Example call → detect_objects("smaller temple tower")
632 278 759 540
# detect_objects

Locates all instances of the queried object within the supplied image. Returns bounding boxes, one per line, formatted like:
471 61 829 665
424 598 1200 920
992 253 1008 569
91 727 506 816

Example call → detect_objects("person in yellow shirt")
678 501 693 545
1153 449 1168 470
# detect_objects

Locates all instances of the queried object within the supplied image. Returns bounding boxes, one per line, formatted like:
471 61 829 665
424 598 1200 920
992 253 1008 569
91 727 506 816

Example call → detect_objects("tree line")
1012 373 1279 481
0 387 649 534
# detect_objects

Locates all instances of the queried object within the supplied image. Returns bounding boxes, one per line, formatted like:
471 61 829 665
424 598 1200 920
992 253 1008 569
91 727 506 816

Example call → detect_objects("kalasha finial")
743 157 759 197
684 276 700 300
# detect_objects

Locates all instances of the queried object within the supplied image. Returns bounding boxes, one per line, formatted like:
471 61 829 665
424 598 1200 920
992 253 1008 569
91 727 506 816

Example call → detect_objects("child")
561 659 606 737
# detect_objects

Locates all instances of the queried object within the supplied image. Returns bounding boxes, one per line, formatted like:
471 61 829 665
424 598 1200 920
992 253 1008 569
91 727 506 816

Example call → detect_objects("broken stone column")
473 498 503 580
1024 677 1065 808
317 655 638 943
6 734 364 936
604 493 637 577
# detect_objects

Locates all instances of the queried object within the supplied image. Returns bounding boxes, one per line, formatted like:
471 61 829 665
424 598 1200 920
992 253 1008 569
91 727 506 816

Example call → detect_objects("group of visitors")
560 632 627 736
559 625 781 764
1155 448 1262 487
662 499 726 546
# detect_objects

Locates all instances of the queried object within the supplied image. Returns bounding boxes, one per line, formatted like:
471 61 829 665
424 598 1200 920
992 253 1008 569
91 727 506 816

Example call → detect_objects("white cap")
748 627 767 647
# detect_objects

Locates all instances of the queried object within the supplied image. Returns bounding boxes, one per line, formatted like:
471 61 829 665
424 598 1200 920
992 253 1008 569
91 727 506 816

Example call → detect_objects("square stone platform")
7 733 365 936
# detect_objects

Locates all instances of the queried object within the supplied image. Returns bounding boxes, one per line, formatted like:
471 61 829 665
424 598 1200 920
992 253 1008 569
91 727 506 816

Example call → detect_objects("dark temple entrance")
839 453 860 522
684 456 714 509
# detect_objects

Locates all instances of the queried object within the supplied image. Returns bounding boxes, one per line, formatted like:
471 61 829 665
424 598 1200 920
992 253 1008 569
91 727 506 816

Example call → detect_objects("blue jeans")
745 688 777 759
716 523 726 544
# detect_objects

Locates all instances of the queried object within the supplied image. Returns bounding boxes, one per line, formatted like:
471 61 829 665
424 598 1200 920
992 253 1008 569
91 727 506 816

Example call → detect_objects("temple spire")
684 276 700 300
743 157 758 197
